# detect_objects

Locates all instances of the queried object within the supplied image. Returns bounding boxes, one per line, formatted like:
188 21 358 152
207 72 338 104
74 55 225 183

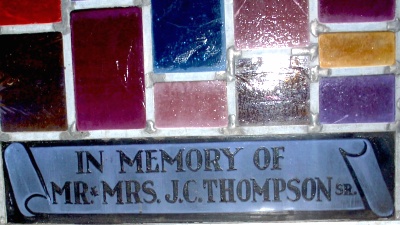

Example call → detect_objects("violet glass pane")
234 0 309 49
0 33 67 132
319 0 395 23
320 75 395 124
154 81 228 128
236 56 310 125
71 7 146 130
152 0 226 73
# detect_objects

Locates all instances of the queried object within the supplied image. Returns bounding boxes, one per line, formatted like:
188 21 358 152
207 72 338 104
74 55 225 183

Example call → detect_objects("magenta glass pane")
234 0 309 49
319 0 395 23
236 56 310 125
154 81 228 128
71 7 146 130
0 33 67 132
320 75 395 124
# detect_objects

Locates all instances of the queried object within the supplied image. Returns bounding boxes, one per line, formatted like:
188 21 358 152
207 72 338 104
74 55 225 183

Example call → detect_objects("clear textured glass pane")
236 56 310 125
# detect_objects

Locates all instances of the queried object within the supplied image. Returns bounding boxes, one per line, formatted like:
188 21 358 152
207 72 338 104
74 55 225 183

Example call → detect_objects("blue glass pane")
152 0 226 73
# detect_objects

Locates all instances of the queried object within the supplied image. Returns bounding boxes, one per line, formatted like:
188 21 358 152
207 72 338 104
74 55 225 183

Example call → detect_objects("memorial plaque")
4 135 394 222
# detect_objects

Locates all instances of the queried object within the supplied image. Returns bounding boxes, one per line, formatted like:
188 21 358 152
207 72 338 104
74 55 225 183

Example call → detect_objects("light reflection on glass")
236 56 310 126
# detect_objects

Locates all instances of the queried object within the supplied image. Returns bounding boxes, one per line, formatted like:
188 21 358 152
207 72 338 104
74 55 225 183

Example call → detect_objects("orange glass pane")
319 32 395 68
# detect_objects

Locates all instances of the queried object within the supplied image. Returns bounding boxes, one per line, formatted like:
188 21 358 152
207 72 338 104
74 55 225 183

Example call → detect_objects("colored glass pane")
71 7 146 130
319 0 395 23
320 75 395 124
0 0 61 25
319 32 395 68
0 33 67 132
152 0 226 73
234 0 309 49
154 81 228 128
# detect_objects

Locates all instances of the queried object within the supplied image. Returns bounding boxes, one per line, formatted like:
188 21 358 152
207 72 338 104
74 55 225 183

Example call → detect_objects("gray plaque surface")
4 139 393 217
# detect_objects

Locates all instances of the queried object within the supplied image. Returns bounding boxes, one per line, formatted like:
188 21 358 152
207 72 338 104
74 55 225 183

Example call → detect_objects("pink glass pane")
234 0 309 49
154 81 228 128
71 7 146 131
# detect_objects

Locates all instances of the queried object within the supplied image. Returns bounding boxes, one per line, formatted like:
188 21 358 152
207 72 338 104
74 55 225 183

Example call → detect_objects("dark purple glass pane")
320 75 395 124
236 56 310 125
71 7 146 130
319 0 395 23
0 33 67 132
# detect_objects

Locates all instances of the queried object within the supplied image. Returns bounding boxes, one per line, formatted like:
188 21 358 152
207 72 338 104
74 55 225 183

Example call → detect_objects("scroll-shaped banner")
4 139 393 217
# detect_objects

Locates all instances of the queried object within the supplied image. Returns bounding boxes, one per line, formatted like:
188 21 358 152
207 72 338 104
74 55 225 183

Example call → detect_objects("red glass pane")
0 0 61 25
